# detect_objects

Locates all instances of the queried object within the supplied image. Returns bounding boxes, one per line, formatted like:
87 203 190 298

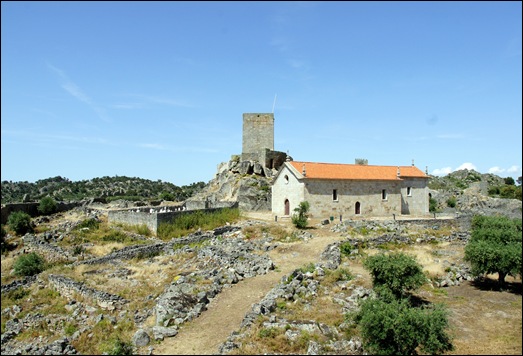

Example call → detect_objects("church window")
407 187 412 196
333 189 338 201
382 189 387 200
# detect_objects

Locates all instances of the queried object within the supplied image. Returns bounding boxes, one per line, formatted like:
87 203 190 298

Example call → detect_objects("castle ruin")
241 113 287 171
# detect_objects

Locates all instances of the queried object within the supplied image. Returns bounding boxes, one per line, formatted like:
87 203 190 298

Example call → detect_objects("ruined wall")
241 113 274 161
1 201 82 225
107 203 238 234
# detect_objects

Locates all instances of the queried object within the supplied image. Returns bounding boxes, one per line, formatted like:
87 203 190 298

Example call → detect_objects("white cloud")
507 165 520 173
488 166 505 175
432 167 452 176
455 162 477 171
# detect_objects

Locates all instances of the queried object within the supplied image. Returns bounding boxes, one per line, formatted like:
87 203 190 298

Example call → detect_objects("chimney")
302 164 306 177
397 166 400 178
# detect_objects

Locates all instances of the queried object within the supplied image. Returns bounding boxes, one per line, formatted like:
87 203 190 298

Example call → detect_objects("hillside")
1 161 522 355
1 176 206 205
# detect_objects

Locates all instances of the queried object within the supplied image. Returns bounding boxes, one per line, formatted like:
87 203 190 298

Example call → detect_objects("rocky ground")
1 206 521 355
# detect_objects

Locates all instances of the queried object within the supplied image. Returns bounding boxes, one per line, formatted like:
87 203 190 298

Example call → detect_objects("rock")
132 329 150 347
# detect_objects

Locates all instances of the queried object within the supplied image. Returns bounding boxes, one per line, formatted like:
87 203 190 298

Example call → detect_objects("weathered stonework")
241 113 274 162
271 162 429 219
107 204 238 234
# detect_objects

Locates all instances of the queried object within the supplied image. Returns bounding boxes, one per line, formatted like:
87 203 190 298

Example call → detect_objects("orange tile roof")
288 161 428 181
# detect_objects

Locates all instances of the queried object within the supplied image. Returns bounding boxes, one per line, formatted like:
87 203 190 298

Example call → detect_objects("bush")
446 196 456 208
340 241 353 256
363 252 426 299
355 297 453 355
104 336 133 355
38 196 57 215
13 252 46 277
7 211 33 235
429 197 438 213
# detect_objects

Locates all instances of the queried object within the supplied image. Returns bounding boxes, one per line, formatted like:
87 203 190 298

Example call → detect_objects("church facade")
271 160 430 219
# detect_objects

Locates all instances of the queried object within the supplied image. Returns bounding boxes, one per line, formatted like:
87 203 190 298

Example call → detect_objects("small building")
271 159 430 219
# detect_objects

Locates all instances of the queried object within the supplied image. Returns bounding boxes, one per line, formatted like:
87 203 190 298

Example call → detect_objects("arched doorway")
284 199 290 215
355 202 361 215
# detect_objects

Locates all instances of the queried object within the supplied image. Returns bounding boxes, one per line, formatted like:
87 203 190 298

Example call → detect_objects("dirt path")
148 213 522 355
151 215 346 355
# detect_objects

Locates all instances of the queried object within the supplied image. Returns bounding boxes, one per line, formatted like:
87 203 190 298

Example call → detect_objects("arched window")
355 202 361 215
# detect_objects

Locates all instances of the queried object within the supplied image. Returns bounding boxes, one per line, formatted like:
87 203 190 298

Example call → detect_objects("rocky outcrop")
188 157 276 212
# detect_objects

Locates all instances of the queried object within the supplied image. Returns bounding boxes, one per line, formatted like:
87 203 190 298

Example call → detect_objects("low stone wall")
107 203 238 234
47 274 128 310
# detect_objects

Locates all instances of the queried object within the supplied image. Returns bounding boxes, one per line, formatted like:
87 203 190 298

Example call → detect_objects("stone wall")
107 204 238 234
1 201 82 225
400 178 429 215
241 113 274 162
271 169 305 216
305 179 403 218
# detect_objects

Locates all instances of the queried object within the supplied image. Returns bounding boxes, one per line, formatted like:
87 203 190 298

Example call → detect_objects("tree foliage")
464 215 522 284
13 252 46 277
355 297 453 355
363 252 426 299
38 196 58 215
7 211 33 235
291 201 310 229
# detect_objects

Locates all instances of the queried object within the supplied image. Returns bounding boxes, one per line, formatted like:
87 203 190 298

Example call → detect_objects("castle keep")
241 113 287 171
242 113 274 161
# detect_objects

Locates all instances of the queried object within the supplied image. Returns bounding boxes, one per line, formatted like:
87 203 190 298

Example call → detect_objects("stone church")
240 112 430 219
271 160 430 219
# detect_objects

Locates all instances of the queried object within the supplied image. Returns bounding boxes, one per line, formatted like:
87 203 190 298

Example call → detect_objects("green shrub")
73 245 85 255
363 252 426 299
75 218 100 230
340 241 353 256
13 252 46 277
103 336 133 355
429 197 438 213
159 192 175 201
446 196 457 208
355 297 453 355
38 196 57 215
291 201 310 229
7 211 33 235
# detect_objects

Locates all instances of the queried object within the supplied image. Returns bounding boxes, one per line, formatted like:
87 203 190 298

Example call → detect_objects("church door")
284 199 290 215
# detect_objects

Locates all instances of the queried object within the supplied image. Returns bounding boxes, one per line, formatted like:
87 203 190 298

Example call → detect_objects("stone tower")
241 113 274 161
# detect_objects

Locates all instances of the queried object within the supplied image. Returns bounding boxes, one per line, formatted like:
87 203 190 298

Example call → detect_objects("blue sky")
2 1 522 186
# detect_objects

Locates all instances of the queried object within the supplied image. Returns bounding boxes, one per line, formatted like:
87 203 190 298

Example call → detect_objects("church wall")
303 179 403 219
271 165 305 216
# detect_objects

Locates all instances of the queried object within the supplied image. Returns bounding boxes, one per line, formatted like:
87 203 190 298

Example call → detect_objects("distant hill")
428 169 521 200
2 169 520 207
1 176 206 204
